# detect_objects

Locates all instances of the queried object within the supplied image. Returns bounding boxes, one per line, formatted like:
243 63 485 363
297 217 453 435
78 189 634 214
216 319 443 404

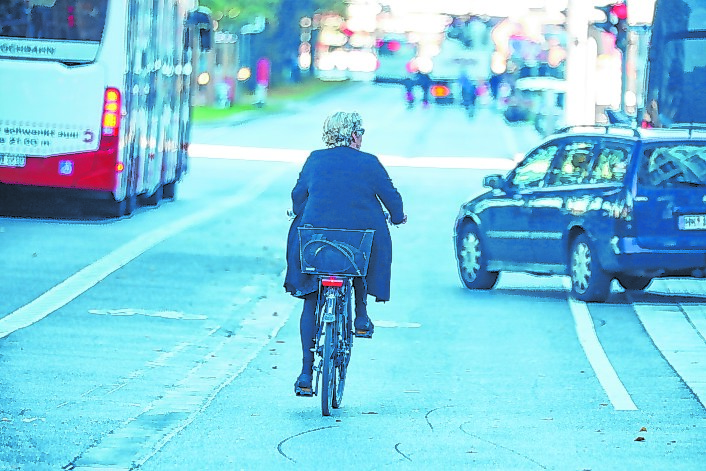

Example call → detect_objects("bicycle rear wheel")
321 320 336 416
332 284 352 408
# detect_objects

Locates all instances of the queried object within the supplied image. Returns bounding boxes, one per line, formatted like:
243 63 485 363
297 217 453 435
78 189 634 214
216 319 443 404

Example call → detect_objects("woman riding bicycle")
284 111 407 396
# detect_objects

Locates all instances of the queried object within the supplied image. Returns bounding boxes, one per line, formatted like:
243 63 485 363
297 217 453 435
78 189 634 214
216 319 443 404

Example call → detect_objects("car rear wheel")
456 222 498 290
616 275 652 291
570 234 611 302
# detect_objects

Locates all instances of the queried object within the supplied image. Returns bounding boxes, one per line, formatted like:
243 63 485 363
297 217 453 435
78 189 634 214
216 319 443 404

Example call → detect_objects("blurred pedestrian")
254 57 270 108
416 70 432 107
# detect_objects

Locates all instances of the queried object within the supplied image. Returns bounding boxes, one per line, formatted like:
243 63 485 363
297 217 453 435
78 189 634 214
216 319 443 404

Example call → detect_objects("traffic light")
594 2 628 52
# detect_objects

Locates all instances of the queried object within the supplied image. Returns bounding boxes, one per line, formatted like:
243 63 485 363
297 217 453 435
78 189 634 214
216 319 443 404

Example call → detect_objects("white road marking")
0 166 289 339
188 143 517 170
88 308 208 320
375 320 422 328
633 303 706 408
569 298 638 411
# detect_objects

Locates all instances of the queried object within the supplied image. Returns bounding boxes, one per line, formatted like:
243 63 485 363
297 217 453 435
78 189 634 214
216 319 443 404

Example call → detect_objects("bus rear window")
1 0 107 42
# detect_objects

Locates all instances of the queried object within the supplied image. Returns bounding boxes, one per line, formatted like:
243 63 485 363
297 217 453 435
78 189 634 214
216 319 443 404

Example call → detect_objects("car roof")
550 124 706 143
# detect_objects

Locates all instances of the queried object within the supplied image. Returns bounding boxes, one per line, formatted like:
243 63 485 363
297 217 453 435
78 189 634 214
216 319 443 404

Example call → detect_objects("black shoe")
354 316 374 338
294 373 313 397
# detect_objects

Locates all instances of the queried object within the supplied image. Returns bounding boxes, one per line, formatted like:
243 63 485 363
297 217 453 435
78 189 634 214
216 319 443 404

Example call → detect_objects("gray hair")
322 111 364 148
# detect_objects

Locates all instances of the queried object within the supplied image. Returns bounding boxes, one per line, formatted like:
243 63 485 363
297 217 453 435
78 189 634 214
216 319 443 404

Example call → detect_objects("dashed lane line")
569 298 638 411
0 165 289 340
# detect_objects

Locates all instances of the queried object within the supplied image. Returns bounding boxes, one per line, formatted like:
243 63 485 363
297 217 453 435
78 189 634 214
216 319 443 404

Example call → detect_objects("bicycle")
298 227 375 416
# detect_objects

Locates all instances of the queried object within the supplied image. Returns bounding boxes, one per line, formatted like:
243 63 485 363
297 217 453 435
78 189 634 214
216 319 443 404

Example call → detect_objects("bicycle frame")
296 226 374 415
312 275 354 416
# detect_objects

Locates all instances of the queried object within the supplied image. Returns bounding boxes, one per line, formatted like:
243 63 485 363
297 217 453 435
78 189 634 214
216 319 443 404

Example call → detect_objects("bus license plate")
0 154 26 168
679 214 706 230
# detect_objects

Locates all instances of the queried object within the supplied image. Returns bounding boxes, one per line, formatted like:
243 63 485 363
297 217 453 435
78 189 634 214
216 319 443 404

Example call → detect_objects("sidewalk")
192 79 357 129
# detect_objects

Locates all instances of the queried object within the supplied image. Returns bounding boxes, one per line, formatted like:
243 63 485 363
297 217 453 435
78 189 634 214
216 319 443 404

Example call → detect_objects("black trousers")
299 277 367 372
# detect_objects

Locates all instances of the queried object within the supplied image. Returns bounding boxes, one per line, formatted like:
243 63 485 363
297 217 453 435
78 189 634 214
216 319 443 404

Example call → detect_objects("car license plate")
679 214 706 230
0 153 26 167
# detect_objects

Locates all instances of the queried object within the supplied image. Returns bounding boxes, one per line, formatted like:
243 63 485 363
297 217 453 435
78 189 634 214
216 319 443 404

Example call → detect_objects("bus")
643 0 706 127
0 0 211 216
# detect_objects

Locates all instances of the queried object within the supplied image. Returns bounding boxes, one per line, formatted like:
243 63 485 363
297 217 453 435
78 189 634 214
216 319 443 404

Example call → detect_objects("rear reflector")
322 277 344 287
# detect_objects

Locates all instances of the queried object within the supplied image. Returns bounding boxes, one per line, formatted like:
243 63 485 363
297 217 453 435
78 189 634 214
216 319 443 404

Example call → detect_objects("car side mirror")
483 174 504 190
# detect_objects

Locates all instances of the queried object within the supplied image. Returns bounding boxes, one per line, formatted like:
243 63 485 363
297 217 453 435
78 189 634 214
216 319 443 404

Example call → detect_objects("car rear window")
638 144 706 187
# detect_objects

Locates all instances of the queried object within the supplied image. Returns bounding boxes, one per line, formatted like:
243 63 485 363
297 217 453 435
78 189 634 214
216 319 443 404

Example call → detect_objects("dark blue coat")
284 146 405 301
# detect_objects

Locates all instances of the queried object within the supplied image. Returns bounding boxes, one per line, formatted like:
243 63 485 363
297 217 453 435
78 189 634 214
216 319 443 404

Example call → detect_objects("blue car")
453 125 706 302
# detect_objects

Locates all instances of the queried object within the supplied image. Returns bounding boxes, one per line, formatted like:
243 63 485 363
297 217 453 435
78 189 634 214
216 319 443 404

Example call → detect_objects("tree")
201 0 346 87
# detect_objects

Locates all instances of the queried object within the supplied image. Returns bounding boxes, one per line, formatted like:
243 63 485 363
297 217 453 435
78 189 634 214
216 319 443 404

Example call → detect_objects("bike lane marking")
67 279 297 470
633 303 706 409
0 165 290 340
568 298 638 411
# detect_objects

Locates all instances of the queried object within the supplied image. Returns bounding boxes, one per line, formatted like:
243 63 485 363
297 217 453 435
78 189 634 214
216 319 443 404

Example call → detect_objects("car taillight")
102 87 121 138
431 84 450 98
321 276 344 287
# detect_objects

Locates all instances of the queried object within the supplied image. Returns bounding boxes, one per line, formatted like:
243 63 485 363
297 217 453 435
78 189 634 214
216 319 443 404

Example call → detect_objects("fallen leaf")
639 427 647 432
635 436 645 442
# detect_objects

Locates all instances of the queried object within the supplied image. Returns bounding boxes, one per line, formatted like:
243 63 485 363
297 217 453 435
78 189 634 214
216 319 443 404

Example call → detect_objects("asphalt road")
1 82 705 470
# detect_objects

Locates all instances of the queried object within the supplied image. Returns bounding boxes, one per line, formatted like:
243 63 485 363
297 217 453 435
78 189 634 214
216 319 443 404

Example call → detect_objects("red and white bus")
0 0 211 216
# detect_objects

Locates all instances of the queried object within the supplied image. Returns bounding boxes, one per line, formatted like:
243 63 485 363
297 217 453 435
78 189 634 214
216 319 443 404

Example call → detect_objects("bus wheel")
142 185 163 206
123 193 137 216
101 196 131 218
163 181 177 200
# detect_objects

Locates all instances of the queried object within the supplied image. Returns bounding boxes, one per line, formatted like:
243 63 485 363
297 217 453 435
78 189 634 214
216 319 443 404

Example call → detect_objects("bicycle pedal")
354 329 373 339
294 382 313 397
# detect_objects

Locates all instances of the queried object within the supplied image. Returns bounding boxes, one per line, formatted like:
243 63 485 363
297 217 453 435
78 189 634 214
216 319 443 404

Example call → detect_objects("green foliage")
200 0 347 88
201 0 346 33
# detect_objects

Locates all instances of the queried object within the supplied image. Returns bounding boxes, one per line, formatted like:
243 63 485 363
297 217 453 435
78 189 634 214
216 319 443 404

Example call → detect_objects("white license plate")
0 153 26 167
679 214 706 230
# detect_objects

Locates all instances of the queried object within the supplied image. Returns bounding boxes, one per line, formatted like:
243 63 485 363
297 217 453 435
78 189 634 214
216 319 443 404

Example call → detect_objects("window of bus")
0 0 107 42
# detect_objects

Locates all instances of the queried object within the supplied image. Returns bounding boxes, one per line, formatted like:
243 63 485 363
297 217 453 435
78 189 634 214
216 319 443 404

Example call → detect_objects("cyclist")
284 111 407 396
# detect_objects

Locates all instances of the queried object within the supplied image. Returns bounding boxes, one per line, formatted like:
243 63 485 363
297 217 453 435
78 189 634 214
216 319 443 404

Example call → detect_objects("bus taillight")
431 84 450 98
102 87 121 137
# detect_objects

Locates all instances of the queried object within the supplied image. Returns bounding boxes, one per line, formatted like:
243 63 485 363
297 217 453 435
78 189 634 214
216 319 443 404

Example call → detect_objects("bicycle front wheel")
321 320 336 416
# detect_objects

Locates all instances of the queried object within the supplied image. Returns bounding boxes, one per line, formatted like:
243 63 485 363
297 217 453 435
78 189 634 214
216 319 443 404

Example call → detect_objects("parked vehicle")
454 125 706 302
